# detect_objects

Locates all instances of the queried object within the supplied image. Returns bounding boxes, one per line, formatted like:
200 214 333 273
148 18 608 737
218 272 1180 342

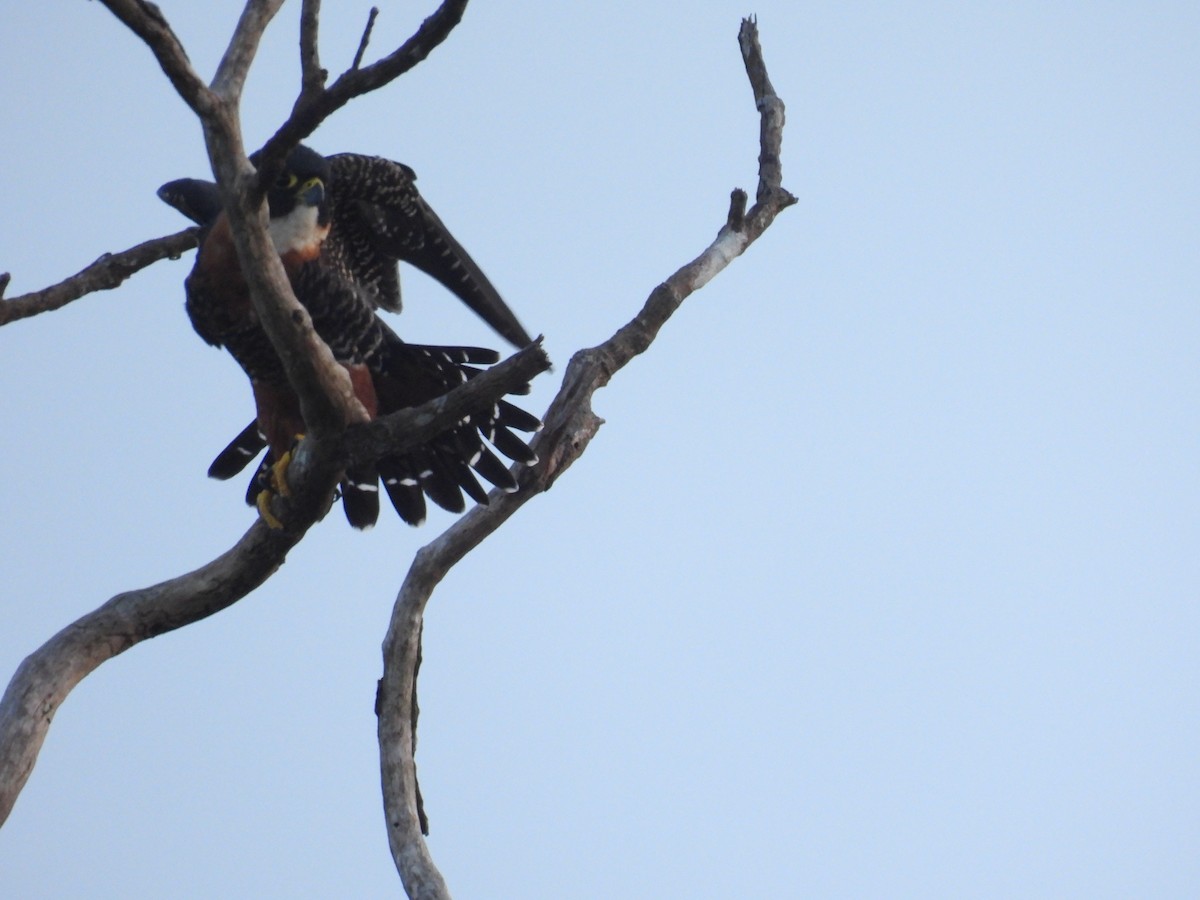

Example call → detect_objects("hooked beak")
297 177 325 207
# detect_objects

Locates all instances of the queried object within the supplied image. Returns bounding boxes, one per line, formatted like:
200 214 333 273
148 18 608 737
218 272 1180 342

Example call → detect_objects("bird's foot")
256 489 285 530
255 435 303 529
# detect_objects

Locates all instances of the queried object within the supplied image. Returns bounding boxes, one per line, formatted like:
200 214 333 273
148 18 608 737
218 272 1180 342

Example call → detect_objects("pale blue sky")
2 2 1198 897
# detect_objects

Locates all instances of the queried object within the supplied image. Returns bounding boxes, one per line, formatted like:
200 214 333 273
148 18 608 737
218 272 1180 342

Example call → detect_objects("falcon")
176 145 540 529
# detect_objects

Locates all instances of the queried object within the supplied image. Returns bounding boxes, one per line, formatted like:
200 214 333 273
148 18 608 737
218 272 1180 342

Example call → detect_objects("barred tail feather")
341 465 381 529
418 449 468 514
209 421 268 480
487 423 538 466
470 445 518 492
208 338 542 527
379 457 427 526
496 399 543 433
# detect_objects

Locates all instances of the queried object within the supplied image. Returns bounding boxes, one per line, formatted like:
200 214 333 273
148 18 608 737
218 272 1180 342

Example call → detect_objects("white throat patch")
268 204 324 255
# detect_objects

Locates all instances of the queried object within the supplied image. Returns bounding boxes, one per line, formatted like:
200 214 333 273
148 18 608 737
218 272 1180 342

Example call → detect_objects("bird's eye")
274 172 298 190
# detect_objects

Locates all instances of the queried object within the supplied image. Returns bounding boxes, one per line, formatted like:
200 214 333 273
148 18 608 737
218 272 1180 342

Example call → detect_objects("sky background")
1 1 1198 897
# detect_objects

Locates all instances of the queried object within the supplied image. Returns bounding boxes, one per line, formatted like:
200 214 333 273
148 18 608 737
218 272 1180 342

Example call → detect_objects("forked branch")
375 16 796 898
260 0 468 171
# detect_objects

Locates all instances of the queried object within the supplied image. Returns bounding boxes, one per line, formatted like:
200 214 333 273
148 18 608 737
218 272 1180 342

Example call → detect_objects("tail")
206 343 541 529
370 339 541 527
208 421 267 480
341 464 381 530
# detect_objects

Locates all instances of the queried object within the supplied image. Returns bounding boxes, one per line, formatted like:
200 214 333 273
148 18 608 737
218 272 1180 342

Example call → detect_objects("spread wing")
326 153 532 348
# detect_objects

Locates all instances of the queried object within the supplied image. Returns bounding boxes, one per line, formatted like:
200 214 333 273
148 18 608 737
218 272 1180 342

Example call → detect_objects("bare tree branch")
0 229 199 328
23 2 471 442
379 608 449 900
3 6 792 897
739 17 789 205
97 0 216 116
211 0 288 100
299 0 326 97
0 341 549 829
352 7 381 71
0 523 301 830
376 16 796 894
261 0 469 169
94 0 358 441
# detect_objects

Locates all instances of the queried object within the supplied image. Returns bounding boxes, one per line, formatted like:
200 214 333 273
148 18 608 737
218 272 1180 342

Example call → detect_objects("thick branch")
211 0 288 101
379 608 449 900
376 15 795 894
0 229 199 328
193 5 310 408
0 522 303 828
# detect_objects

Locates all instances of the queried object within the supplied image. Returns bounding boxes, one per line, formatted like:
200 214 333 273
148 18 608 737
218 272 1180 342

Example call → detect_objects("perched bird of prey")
161 153 532 345
173 145 540 529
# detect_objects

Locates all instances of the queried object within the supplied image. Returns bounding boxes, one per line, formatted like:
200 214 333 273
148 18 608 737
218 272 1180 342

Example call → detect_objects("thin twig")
0 229 199 328
299 0 326 96
352 7 380 70
261 0 468 168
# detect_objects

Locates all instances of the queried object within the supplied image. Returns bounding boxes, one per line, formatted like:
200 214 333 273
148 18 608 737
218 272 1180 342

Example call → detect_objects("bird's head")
261 144 332 257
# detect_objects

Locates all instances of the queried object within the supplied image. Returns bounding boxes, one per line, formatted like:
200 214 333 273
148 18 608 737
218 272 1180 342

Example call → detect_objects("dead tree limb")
1 5 792 897
351 7 381 71
0 229 199 328
375 16 796 898
299 0 326 96
0 3 555 887
260 0 468 171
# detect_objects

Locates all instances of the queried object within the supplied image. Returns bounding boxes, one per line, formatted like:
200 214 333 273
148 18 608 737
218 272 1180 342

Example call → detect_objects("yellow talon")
269 449 294 498
256 435 303 528
256 489 285 530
